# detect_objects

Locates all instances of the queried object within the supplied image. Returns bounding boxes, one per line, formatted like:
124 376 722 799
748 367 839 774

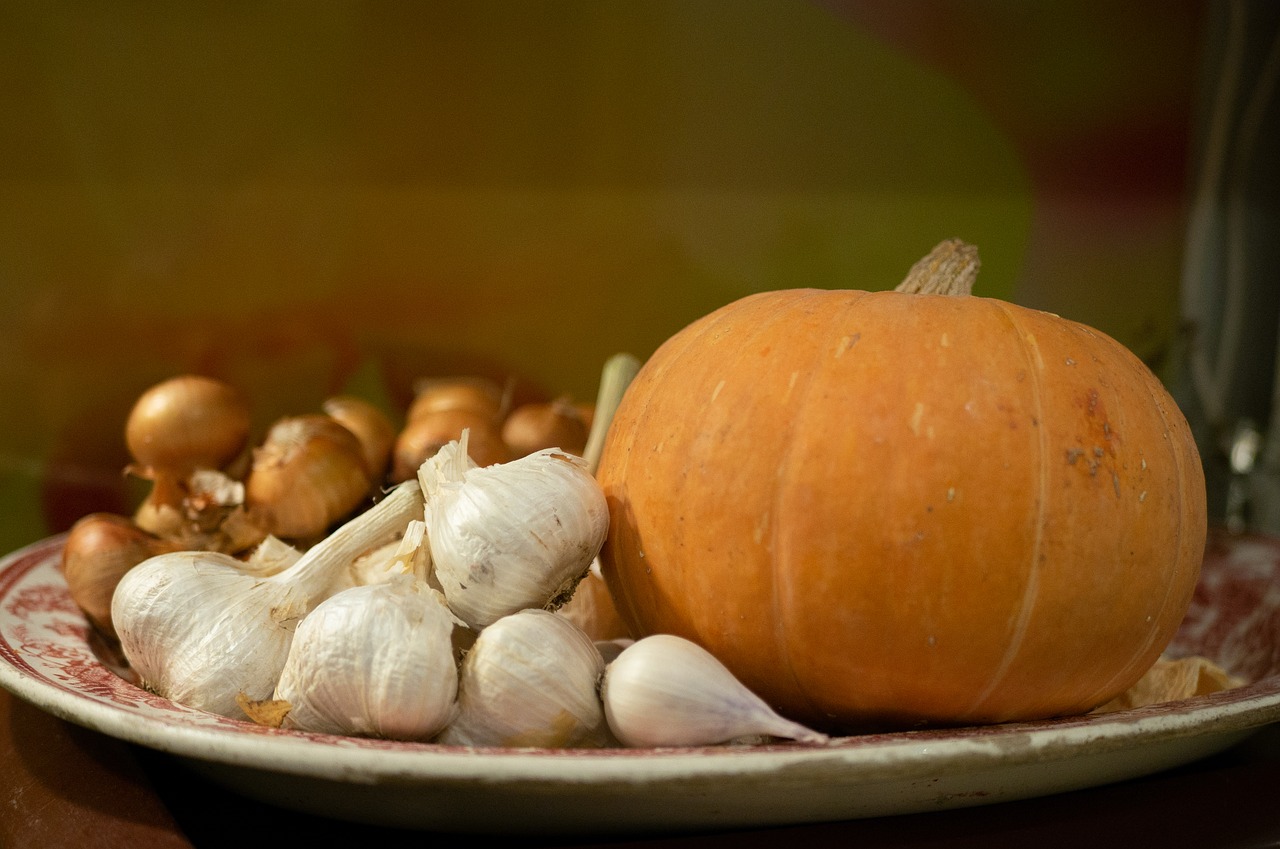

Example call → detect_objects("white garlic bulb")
421 434 608 630
112 480 425 718
435 608 609 748
273 575 458 740
601 634 829 748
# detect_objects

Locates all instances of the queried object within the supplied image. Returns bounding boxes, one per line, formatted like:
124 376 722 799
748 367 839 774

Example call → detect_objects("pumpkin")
596 240 1207 731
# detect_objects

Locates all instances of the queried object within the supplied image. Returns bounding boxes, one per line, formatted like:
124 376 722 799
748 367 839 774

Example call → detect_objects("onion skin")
323 396 396 486
597 287 1207 731
391 408 511 481
407 377 507 424
245 414 372 540
125 375 251 477
61 513 181 641
502 398 589 458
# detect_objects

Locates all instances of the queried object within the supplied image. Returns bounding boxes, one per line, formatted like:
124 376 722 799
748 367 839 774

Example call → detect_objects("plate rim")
3 533 1280 789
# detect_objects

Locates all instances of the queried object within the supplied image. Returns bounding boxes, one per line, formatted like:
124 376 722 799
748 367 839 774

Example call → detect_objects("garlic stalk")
601 634 829 748
421 433 609 630
435 609 609 748
111 480 424 718
272 575 458 740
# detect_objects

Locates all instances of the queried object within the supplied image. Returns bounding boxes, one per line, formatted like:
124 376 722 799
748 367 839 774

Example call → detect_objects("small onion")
323 395 397 485
407 376 508 424
125 375 251 477
245 414 372 540
61 513 181 640
125 375 253 534
391 408 511 481
501 397 589 458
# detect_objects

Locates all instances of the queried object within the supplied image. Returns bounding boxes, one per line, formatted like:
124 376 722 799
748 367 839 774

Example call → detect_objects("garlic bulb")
421 434 609 629
601 634 829 748
436 609 608 748
112 480 424 718
273 575 458 740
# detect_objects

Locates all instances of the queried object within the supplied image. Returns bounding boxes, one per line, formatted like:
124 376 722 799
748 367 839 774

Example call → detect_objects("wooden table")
3 685 1278 849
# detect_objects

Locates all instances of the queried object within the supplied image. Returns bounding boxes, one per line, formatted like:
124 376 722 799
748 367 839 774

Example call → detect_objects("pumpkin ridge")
701 289 824 717
768 289 871 723
960 300 1049 719
1074 328 1192 709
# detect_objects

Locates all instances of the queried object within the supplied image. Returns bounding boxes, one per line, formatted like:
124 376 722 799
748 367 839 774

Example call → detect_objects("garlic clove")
601 634 830 748
273 575 459 740
112 480 424 718
422 436 609 630
245 413 373 541
435 609 608 748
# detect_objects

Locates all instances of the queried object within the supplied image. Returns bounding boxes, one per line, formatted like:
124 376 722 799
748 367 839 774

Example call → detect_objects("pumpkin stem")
895 239 980 296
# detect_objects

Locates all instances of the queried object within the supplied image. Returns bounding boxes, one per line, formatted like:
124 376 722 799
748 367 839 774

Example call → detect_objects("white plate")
2 532 1279 835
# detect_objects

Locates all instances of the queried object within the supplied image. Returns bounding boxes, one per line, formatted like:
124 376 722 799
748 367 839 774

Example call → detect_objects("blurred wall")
0 1 1208 552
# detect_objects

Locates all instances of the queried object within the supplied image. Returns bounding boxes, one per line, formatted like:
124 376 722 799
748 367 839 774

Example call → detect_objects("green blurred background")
0 1 1218 552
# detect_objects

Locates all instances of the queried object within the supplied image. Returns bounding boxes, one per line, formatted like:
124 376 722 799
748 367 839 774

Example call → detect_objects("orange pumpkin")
596 241 1207 731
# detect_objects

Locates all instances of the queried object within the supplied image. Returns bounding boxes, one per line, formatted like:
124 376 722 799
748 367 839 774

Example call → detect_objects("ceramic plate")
2 531 1279 835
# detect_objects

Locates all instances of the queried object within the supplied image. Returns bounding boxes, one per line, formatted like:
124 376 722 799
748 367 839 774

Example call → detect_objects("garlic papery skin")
422 436 609 630
330 519 433 594
240 535 303 578
112 480 425 718
273 575 458 740
601 634 830 748
435 609 608 748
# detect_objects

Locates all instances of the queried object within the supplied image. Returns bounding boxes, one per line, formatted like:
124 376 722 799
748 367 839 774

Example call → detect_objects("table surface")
3 685 1279 849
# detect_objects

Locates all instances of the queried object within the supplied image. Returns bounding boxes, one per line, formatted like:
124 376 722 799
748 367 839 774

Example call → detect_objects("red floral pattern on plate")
1 530 1279 756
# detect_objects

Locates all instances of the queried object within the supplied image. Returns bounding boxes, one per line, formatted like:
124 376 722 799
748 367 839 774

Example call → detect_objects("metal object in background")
1173 0 1280 534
